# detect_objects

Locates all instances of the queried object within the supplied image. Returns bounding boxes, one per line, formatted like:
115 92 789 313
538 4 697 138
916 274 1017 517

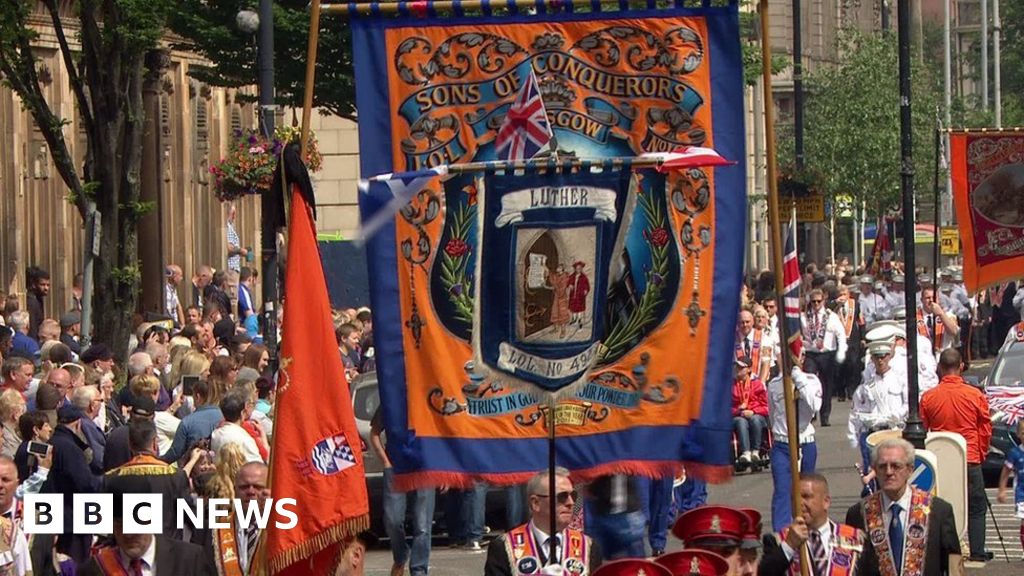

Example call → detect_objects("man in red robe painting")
569 261 590 326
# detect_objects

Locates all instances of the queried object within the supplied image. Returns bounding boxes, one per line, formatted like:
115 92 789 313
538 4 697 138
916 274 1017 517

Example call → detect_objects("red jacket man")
919 348 991 561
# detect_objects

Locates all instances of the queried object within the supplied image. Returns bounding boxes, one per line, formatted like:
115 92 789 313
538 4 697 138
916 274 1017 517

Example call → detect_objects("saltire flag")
783 211 804 364
494 66 551 161
357 166 449 241
643 146 734 172
868 216 892 277
266 168 369 574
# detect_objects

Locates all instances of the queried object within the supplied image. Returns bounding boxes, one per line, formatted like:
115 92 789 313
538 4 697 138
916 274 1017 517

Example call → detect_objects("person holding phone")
13 410 51 482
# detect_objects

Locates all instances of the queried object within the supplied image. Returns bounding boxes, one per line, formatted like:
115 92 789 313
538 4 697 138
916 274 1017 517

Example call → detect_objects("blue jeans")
444 483 487 544
637 476 673 552
733 415 768 454
383 468 436 574
505 484 526 529
770 441 817 532
584 504 647 560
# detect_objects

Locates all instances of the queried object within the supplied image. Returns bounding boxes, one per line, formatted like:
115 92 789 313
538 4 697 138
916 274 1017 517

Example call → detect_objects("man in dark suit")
78 525 212 575
844 438 960 576
103 418 193 539
484 468 602 576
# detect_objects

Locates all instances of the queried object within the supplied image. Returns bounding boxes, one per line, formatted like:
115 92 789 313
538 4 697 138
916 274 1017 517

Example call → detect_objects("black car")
980 338 1024 486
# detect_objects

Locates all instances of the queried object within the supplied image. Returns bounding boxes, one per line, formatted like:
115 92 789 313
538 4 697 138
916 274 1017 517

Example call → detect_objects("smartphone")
181 375 200 396
27 441 50 458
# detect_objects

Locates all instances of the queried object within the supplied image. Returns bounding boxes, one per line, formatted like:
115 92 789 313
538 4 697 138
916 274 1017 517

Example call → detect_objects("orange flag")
265 183 370 575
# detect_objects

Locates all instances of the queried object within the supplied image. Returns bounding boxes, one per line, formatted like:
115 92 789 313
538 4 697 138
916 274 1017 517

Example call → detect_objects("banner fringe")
392 459 731 491
267 514 370 575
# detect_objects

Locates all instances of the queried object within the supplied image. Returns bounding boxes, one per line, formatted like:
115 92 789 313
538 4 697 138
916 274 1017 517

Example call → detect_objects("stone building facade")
0 4 264 318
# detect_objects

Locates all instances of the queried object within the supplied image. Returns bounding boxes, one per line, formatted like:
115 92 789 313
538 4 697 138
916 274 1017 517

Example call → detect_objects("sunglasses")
534 490 577 505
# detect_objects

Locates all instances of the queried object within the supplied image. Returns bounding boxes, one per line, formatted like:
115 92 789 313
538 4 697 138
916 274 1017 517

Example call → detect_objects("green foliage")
110 265 143 287
169 0 356 119
739 3 789 87
781 30 941 216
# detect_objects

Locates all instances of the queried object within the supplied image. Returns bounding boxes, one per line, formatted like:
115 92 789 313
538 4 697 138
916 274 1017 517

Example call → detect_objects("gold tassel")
267 514 370 575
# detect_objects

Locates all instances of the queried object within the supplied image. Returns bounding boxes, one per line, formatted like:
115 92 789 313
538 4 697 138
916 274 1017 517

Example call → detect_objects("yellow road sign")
940 227 960 256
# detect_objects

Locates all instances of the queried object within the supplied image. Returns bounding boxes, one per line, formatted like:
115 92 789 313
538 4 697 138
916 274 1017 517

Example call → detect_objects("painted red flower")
445 238 469 258
647 227 670 248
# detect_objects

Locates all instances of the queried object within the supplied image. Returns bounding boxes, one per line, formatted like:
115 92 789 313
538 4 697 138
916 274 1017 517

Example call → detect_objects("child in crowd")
997 419 1024 556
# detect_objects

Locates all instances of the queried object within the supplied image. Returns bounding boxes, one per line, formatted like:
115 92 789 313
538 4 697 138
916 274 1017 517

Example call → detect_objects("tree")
169 0 356 120
781 30 941 218
0 0 169 362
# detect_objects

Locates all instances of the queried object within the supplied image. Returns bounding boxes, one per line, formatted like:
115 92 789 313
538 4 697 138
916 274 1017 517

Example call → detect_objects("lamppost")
897 0 926 450
238 3 280 373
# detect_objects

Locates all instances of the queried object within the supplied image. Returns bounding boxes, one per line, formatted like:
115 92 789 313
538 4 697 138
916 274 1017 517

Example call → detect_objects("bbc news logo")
23 494 298 534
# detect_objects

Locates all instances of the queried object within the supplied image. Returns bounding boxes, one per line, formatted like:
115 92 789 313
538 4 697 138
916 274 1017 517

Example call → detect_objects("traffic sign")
940 227 960 256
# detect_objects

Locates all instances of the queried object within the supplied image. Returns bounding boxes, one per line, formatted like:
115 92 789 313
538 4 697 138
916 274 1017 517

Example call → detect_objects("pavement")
364 359 1024 574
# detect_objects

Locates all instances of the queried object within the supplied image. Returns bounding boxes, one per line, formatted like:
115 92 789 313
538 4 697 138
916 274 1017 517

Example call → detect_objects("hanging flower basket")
210 127 323 202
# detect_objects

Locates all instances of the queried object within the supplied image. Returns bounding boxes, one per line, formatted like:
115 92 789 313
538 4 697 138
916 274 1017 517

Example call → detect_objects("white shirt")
117 536 156 575
801 309 848 362
211 422 263 463
530 521 563 565
1 515 31 576
859 292 891 324
1013 289 1024 319
848 367 908 447
236 520 262 575
782 520 835 563
917 309 958 355
860 338 938 397
155 411 181 455
883 289 905 311
767 367 823 444
165 282 181 322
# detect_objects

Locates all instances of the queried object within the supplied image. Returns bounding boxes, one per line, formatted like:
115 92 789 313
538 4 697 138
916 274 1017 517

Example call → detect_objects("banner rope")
325 0 737 17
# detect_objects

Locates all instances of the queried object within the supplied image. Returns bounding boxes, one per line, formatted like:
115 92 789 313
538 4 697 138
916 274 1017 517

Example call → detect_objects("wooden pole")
300 0 323 156
758 2 809 575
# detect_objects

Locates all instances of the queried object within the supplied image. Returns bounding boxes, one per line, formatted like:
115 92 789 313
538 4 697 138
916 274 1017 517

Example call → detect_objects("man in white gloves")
849 339 908 492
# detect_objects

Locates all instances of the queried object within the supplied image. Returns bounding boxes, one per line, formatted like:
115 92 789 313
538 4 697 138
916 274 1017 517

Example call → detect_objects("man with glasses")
485 468 602 576
845 438 960 576
801 289 847 427
848 340 907 495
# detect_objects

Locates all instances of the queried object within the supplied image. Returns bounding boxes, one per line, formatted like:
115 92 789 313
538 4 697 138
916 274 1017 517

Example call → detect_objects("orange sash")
839 300 856 337
95 547 132 575
505 523 590 575
736 329 763 368
213 523 245 576
782 522 864 576
862 488 931 576
916 310 945 353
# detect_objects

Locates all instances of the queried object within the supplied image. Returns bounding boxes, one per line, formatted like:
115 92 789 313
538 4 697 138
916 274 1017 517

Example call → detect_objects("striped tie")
808 529 828 576
246 524 260 569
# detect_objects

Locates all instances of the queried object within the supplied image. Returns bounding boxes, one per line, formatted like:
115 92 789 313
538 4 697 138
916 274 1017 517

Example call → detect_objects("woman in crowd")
0 388 27 458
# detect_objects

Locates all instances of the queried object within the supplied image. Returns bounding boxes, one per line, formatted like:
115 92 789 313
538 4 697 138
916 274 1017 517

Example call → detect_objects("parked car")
350 372 387 534
979 336 1024 485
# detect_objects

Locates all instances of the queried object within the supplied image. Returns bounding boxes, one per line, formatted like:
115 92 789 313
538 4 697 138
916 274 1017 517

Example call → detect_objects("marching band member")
801 289 847 428
857 276 890 325
848 340 908 488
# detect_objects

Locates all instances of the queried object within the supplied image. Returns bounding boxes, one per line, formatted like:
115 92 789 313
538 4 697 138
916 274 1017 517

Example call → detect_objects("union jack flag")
987 387 1024 426
783 212 804 363
495 68 551 161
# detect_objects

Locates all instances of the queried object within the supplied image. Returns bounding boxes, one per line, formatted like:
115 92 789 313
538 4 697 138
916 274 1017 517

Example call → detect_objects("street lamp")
237 3 280 375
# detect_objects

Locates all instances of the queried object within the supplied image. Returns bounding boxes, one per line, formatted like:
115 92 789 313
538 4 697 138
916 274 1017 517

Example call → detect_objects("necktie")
130 558 144 576
543 536 560 565
744 339 751 359
889 503 904 574
808 529 828 576
246 524 260 567
926 315 935 342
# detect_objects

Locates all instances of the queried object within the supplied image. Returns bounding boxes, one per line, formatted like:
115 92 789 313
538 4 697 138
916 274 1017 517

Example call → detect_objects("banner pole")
547 398 557 565
932 117 941 288
300 0 323 157
758 2 808 575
